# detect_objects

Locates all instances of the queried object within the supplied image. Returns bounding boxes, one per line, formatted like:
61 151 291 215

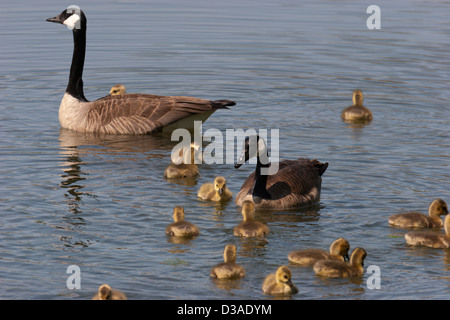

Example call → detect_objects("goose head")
234 135 269 168
352 89 364 106
349 247 367 267
110 84 127 96
46 5 86 31
214 176 228 195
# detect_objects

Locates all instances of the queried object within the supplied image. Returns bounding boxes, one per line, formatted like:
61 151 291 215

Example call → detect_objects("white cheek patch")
63 14 80 30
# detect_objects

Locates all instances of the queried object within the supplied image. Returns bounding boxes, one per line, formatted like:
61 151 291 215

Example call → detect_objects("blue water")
1 0 449 300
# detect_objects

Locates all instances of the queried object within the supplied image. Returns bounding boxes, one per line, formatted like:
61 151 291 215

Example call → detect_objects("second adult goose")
46 6 235 135
234 135 328 209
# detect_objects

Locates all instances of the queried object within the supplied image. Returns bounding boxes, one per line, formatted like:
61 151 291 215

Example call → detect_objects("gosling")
313 247 367 278
389 199 448 229
233 201 269 238
92 284 127 300
164 142 201 179
210 244 246 279
404 214 450 248
288 238 350 266
109 84 127 95
341 89 373 122
197 176 232 202
262 265 298 296
165 206 199 237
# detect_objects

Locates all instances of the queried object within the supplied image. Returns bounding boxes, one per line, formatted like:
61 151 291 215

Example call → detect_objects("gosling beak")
344 254 349 262
218 188 223 195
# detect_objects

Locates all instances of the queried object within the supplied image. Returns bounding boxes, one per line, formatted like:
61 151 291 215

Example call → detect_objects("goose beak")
235 150 247 168
234 163 242 169
46 14 62 24
344 254 349 261
218 188 224 195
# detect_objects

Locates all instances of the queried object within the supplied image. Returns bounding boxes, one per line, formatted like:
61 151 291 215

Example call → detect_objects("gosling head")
223 244 237 263
330 238 350 261
429 198 448 217
349 247 367 267
352 89 364 106
214 176 228 196
97 284 113 300
110 84 127 96
275 266 294 286
172 206 185 222
241 200 255 221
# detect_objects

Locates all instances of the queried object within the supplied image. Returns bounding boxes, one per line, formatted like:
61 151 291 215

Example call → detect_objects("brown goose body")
47 7 234 135
235 157 328 209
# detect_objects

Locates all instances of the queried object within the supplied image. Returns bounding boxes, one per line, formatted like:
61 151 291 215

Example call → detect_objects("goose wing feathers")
87 94 234 134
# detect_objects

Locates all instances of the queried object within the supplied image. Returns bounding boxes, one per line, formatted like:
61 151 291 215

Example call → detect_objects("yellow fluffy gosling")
262 265 298 296
313 247 367 278
341 89 373 122
92 284 127 300
109 84 127 95
210 244 246 279
197 176 232 202
288 238 350 266
233 201 269 238
389 199 448 229
404 214 450 248
165 206 199 237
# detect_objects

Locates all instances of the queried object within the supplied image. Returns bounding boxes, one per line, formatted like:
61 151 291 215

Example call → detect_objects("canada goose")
109 84 126 96
234 135 328 209
233 201 269 237
92 284 127 300
165 206 199 237
262 265 298 296
404 214 450 248
313 247 367 278
197 176 233 202
210 244 246 279
341 89 373 122
287 238 350 266
46 6 235 135
388 199 448 229
164 142 201 179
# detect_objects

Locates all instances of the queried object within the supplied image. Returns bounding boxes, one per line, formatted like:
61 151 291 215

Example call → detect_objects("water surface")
1 0 449 300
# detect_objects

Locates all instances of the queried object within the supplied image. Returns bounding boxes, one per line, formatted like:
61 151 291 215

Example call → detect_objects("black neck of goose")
251 154 271 201
67 26 87 101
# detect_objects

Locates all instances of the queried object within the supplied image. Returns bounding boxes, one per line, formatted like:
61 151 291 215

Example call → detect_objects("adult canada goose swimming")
46 6 235 135
234 135 328 209
341 89 373 122
404 214 450 248
233 201 269 238
165 206 199 237
287 238 350 266
197 176 233 202
388 199 448 229
109 84 126 96
262 265 298 296
210 244 246 279
92 284 127 300
313 247 367 278
164 142 201 179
